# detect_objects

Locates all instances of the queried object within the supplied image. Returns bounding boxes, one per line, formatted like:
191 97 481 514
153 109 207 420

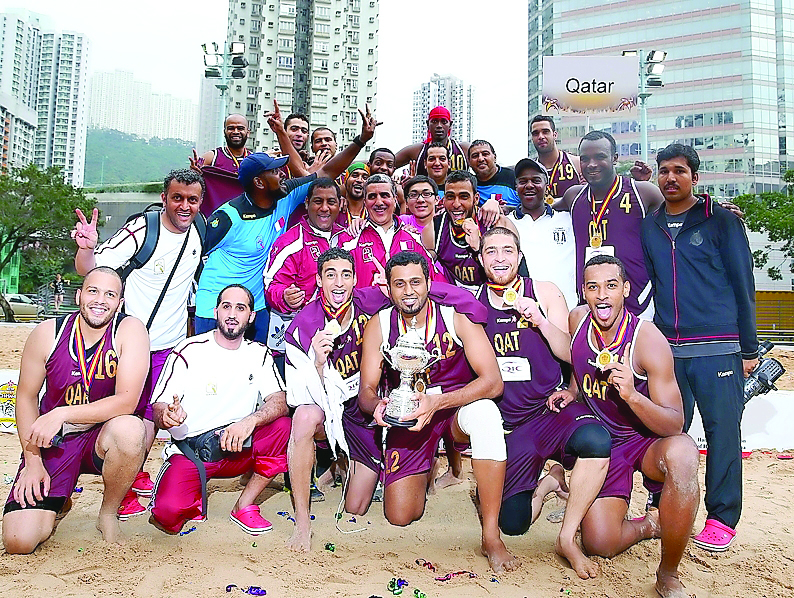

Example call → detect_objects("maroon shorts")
598 433 661 501
150 416 290 533
136 347 172 421
343 415 383 474
503 402 600 501
383 408 466 486
4 425 103 513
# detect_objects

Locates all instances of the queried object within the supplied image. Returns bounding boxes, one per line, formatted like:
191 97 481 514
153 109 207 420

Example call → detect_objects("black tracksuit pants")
675 352 744 529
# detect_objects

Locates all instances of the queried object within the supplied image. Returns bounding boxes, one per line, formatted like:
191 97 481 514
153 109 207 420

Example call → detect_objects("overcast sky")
3 0 528 163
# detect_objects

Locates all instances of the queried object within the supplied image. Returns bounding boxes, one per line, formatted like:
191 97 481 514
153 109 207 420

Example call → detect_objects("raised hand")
310 329 335 367
358 104 383 143
630 160 653 181
462 218 481 251
478 197 501 228
264 99 285 132
189 148 205 172
514 296 543 326
71 208 99 251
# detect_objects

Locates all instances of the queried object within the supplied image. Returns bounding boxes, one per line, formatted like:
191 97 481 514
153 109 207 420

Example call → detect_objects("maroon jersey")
570 310 654 441
570 176 652 315
476 277 563 429
42 312 123 418
432 211 486 292
379 298 478 396
546 151 581 201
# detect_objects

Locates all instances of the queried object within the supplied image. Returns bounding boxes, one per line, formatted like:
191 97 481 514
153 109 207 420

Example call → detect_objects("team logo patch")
210 218 220 227
690 231 704 246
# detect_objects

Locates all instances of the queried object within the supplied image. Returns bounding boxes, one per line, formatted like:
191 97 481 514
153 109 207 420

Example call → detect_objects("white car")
5 293 45 322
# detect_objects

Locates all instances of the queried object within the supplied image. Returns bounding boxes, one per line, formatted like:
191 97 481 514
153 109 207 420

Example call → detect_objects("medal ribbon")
74 319 106 395
486 278 522 295
321 296 352 321
224 147 250 169
589 176 621 230
548 152 563 186
398 299 435 345
590 309 631 352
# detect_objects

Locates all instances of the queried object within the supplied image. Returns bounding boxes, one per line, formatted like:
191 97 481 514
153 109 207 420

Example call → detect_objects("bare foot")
481 535 520 573
556 535 599 579
286 523 312 553
434 468 465 491
639 508 661 539
96 512 124 544
655 570 691 598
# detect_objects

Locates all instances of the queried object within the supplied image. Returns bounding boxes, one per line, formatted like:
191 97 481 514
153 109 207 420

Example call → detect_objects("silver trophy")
380 316 442 427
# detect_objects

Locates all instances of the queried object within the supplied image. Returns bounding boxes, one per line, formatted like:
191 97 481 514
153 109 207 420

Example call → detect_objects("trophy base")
384 414 418 428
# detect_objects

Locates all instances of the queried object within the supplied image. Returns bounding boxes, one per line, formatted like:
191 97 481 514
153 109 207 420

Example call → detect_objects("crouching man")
149 284 291 535
3 267 149 553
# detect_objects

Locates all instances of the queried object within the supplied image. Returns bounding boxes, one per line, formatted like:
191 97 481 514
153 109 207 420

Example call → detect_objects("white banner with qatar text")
542 55 638 115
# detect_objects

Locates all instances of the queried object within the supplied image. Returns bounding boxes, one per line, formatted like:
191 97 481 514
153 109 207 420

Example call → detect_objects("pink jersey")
42 312 123 415
264 216 343 314
335 218 444 289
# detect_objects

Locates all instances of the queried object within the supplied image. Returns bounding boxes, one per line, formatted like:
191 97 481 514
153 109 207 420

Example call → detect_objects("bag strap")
145 230 191 331
119 211 161 282
173 439 208 518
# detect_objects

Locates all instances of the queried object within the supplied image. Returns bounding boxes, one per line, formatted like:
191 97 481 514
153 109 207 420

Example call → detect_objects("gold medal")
589 232 603 248
596 349 614 369
503 288 518 306
324 319 341 339
414 378 426 393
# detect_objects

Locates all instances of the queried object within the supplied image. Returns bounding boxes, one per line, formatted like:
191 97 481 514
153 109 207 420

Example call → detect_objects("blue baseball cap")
238 153 289 187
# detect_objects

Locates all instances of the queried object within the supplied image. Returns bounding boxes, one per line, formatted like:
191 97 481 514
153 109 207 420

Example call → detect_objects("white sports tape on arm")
455 399 506 462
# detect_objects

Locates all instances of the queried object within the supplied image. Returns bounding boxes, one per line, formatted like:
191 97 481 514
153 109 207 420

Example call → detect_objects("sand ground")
1 324 792 597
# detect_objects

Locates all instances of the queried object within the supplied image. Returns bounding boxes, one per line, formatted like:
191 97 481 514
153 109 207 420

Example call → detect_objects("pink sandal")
693 519 736 552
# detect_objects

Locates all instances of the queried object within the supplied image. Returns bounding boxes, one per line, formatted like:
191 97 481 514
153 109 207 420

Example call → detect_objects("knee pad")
456 400 506 462
499 491 533 536
565 423 611 459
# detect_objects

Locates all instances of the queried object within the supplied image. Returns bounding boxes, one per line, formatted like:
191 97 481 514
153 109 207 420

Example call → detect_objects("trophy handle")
425 347 443 369
380 343 395 368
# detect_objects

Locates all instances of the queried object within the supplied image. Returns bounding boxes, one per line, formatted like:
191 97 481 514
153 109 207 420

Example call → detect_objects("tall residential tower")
224 0 379 154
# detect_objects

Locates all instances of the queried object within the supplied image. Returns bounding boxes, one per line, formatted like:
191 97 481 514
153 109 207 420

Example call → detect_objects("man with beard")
3 267 150 553
642 144 757 552
284 248 390 552
196 106 380 342
468 140 520 210
336 174 441 289
507 158 577 310
339 162 369 227
395 106 470 174
421 171 507 292
148 284 290 536
190 114 251 215
358 252 519 573
476 227 611 580
73 169 206 518
558 131 665 318
563 255 699 598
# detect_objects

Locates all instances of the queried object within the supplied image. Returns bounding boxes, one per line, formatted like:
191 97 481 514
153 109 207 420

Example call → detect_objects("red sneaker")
229 504 273 535
131 471 154 497
117 490 147 521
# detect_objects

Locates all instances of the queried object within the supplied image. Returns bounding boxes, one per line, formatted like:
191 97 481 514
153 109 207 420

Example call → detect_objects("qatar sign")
542 56 638 114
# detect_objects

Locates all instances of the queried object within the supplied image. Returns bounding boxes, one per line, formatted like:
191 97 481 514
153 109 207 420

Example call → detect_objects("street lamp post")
202 42 248 147
624 49 666 163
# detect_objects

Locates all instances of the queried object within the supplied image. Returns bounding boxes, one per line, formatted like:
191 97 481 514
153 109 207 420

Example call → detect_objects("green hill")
84 129 194 186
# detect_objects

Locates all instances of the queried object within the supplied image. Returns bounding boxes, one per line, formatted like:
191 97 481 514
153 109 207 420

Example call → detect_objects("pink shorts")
150 416 290 533
136 348 172 421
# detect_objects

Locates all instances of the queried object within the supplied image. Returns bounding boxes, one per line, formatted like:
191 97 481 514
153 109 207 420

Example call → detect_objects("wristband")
353 135 365 148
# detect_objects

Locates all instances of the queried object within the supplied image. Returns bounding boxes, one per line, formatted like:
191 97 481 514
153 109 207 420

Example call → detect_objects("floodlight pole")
216 42 230 148
637 49 650 164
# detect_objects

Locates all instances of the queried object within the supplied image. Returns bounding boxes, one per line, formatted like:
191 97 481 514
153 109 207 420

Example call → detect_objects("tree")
734 169 794 280
0 164 95 321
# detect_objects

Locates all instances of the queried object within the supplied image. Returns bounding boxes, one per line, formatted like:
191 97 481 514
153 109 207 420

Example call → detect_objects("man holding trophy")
358 251 519 573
